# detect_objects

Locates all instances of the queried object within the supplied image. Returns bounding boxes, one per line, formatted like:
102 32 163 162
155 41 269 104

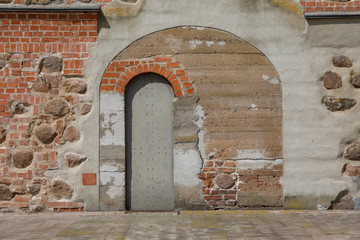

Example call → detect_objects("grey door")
125 74 174 211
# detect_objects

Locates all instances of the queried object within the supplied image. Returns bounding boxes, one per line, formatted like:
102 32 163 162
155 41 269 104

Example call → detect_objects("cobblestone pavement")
0 210 359 240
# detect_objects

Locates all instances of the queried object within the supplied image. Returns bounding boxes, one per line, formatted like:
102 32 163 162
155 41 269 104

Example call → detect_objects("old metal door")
125 74 174 211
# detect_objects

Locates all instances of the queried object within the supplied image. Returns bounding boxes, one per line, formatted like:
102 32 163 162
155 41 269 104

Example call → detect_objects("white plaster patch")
262 74 269 80
218 41 226 46
189 40 202 49
269 77 280 85
195 105 207 160
100 171 125 187
100 164 119 172
174 149 202 186
194 26 204 30
208 151 216 158
106 186 124 199
100 93 125 146
236 159 283 171
317 204 327 210
236 149 266 159
279 176 283 185
250 104 258 111
205 40 215 47
195 104 206 128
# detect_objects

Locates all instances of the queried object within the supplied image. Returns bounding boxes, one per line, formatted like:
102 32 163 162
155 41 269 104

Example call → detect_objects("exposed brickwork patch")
47 201 84 212
82 173 96 185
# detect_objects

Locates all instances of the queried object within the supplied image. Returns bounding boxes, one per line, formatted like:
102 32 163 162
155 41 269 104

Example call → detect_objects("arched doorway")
125 74 174 211
99 26 282 211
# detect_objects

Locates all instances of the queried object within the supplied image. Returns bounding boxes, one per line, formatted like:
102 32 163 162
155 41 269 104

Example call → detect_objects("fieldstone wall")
0 11 97 212
318 55 360 209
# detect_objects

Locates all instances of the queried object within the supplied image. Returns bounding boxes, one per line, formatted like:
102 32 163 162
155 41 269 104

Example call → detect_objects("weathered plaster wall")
283 19 360 209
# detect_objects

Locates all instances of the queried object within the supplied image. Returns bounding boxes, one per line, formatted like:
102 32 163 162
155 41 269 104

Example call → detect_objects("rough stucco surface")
59 0 357 210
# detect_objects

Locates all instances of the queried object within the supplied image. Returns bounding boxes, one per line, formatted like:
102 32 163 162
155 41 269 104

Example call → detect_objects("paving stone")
0 211 359 239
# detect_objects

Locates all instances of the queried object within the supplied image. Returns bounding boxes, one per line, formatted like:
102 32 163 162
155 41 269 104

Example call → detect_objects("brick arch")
100 56 194 97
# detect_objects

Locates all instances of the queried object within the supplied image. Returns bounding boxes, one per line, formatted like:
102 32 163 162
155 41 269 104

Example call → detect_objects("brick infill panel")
301 0 360 14
199 159 237 208
47 201 85 212
0 202 28 208
100 57 195 97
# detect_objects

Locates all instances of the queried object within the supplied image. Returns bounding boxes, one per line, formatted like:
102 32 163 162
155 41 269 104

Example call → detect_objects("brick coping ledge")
0 211 127 216
305 11 360 18
0 5 100 12
301 0 360 18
